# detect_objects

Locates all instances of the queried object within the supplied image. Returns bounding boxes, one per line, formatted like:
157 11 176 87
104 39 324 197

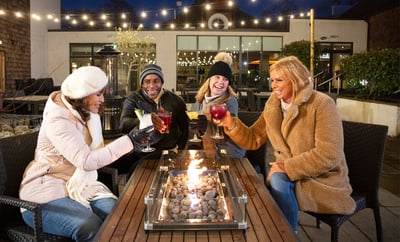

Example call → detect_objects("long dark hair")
65 96 104 122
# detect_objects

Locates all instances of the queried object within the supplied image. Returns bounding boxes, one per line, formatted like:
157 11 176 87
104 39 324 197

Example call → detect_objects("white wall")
30 0 60 79
45 18 368 89
288 19 368 53
337 98 400 137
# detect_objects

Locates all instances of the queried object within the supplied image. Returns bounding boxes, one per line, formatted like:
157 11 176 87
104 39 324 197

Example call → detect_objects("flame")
187 158 207 210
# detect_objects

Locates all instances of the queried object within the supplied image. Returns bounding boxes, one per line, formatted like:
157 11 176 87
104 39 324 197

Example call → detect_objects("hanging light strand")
0 1 312 30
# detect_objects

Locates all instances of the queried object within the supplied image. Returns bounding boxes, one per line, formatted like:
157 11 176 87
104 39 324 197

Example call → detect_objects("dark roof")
339 0 399 20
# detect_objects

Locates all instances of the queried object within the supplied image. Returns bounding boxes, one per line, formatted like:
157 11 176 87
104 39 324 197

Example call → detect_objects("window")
70 43 156 95
176 35 282 90
70 43 110 72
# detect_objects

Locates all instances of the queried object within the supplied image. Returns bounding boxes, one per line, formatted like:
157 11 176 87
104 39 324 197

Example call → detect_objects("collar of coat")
264 82 314 153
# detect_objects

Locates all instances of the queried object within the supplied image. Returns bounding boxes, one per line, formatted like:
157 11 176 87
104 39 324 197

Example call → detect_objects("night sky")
61 0 355 18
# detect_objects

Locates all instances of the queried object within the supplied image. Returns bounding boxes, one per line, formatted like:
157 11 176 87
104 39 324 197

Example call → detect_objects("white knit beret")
61 66 108 99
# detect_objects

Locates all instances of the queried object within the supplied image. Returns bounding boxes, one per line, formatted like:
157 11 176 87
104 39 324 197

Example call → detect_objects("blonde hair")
270 56 312 99
195 78 237 103
195 52 237 103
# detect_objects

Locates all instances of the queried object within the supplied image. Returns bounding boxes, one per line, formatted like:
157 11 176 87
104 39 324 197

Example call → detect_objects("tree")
282 40 321 72
114 28 156 93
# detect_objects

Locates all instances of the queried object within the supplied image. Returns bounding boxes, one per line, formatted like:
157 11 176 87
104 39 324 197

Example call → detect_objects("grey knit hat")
139 64 164 84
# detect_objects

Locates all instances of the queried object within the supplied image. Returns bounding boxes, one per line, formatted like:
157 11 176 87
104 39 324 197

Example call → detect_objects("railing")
316 72 343 96
313 71 325 87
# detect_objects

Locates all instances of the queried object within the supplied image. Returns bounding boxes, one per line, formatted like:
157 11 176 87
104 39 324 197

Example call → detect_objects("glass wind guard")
144 150 247 230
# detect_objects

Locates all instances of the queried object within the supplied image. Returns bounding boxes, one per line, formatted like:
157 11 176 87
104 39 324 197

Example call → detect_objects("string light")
0 1 312 30
15 12 23 18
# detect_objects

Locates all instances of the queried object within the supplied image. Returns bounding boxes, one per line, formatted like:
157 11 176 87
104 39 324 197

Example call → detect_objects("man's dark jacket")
119 89 189 150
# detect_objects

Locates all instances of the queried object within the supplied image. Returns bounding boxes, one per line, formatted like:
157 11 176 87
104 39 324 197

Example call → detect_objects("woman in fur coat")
214 56 356 232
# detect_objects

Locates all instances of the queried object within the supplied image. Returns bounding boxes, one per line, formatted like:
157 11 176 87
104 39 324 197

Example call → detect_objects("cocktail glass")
139 114 156 152
209 103 227 139
186 111 202 142
158 109 172 134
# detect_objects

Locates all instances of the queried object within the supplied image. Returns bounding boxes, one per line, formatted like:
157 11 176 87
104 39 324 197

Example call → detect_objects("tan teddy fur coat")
226 84 356 214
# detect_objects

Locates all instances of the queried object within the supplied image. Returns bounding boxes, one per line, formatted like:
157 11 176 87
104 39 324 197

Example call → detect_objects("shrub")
282 40 321 72
340 48 400 100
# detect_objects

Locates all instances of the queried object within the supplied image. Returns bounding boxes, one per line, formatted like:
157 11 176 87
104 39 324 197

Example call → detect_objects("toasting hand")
128 126 155 153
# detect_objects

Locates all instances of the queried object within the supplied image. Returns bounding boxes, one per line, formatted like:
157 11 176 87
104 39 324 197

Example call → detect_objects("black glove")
127 126 154 153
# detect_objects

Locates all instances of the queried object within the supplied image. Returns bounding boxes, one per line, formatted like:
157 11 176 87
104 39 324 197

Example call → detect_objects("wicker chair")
0 131 72 241
307 120 388 242
237 111 268 181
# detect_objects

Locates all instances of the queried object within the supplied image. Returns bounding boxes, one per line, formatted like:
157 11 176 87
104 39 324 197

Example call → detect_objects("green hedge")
340 48 400 100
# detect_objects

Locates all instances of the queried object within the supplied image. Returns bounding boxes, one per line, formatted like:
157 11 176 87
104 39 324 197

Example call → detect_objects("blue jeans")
269 172 298 231
22 197 116 242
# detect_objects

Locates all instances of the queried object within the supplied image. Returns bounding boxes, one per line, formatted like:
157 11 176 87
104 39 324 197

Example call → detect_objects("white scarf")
65 103 117 209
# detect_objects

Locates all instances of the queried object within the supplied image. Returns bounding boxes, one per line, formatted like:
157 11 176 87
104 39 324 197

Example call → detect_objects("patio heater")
96 45 122 139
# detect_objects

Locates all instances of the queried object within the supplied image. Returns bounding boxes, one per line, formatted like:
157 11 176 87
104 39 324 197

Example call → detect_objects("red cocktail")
210 103 227 120
158 110 172 133
209 103 227 139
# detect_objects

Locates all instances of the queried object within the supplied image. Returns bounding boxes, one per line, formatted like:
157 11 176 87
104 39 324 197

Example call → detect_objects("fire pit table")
94 150 299 241
144 150 247 231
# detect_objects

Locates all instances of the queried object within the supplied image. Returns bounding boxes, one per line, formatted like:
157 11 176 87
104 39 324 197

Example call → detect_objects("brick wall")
369 7 400 50
0 0 30 97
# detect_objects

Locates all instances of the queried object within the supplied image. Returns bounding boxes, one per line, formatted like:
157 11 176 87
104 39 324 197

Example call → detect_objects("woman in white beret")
19 66 160 241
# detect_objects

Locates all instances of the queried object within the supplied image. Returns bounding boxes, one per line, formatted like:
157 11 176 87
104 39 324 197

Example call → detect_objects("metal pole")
310 9 315 89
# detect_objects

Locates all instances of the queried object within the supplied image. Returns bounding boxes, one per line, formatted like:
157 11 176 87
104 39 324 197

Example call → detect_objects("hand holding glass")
209 103 227 139
158 109 172 134
186 111 202 142
139 114 156 152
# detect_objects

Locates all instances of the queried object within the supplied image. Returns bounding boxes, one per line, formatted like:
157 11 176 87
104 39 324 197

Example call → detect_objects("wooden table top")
95 154 299 242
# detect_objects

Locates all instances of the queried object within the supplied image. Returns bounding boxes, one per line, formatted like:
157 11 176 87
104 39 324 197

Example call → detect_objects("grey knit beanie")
139 64 164 84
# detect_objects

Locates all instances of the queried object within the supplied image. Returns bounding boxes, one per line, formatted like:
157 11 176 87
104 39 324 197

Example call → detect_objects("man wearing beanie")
18 66 161 241
191 52 245 159
114 64 189 175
